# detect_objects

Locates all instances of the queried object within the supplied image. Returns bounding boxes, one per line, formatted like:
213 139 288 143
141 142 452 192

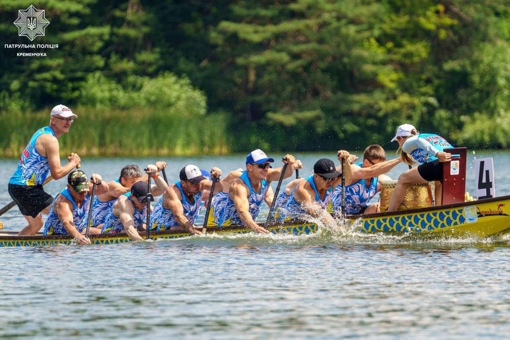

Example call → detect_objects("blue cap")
201 169 211 181
245 149 275 165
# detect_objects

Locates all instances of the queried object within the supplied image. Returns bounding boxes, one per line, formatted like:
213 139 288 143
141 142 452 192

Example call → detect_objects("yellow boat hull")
351 195 510 237
1 195 510 247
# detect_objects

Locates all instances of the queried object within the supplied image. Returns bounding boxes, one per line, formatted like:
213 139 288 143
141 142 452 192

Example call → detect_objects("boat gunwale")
0 219 314 241
346 194 510 220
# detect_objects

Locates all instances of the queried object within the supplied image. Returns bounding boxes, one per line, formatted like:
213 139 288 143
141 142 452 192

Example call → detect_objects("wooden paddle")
341 158 346 219
202 175 219 232
264 157 289 228
145 176 153 240
85 182 97 238
161 168 168 184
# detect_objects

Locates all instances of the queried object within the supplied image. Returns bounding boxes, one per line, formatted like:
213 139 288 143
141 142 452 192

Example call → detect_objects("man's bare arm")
117 199 143 241
164 186 201 235
268 154 296 182
230 182 269 234
41 135 81 180
56 198 90 245
295 183 336 226
97 180 129 201
351 158 402 183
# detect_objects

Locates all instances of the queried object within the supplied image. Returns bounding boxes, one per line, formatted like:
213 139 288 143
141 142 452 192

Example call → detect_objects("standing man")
208 149 297 233
8 104 81 236
150 165 222 234
42 170 109 245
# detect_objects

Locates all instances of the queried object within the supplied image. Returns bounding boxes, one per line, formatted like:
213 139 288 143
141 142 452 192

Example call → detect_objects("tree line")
1 0 509 155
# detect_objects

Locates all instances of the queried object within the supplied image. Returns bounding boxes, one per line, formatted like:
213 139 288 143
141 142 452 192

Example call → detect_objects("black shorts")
8 183 54 218
417 160 443 182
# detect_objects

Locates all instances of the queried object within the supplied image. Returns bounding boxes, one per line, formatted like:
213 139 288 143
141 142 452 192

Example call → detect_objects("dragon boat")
347 147 510 237
1 193 509 247
1 147 509 247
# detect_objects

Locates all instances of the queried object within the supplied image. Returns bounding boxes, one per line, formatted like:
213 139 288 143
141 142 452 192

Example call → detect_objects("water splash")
161 212 510 249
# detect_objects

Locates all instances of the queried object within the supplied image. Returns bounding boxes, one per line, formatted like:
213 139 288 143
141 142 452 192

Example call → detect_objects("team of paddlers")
6 105 453 244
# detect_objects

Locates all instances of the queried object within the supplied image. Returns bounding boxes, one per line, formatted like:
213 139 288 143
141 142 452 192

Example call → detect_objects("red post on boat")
442 147 467 205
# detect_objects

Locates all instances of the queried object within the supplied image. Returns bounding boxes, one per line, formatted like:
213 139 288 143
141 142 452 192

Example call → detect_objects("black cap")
313 158 341 179
131 181 149 203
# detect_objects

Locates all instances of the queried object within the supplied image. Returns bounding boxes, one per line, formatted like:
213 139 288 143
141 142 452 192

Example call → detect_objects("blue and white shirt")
331 176 378 215
43 188 91 235
403 133 452 164
208 171 268 226
91 179 130 226
9 126 56 187
150 182 203 230
272 190 292 221
280 175 333 220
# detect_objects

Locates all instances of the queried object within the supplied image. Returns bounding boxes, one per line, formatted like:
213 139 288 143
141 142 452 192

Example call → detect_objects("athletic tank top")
208 171 268 226
150 182 203 230
9 126 56 186
282 175 333 220
331 176 378 215
42 188 90 235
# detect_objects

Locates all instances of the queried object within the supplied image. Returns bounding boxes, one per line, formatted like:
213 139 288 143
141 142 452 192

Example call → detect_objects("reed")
0 108 231 158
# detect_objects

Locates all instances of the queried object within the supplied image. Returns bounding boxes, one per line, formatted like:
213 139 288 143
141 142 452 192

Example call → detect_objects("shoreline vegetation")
1 2 510 155
0 108 231 158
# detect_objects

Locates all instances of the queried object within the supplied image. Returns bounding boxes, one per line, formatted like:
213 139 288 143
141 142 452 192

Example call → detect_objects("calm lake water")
1 150 510 339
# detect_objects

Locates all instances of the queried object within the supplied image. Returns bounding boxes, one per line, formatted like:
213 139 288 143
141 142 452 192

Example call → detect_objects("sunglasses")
54 116 74 123
319 175 336 183
396 136 407 141
256 163 271 169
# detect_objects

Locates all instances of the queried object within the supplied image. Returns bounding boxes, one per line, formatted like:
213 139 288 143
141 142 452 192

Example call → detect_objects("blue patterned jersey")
43 188 91 235
150 182 203 230
91 197 116 226
280 175 333 220
331 176 378 215
9 126 56 187
403 133 452 164
91 179 129 226
208 171 268 226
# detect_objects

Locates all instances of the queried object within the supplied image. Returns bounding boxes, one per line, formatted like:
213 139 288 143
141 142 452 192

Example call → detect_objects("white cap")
179 165 206 184
50 104 77 118
391 124 416 142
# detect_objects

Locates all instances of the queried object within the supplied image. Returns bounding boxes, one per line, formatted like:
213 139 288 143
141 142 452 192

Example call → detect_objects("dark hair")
119 164 142 182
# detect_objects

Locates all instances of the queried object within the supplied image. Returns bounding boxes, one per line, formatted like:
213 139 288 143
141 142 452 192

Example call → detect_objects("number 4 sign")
474 158 495 199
